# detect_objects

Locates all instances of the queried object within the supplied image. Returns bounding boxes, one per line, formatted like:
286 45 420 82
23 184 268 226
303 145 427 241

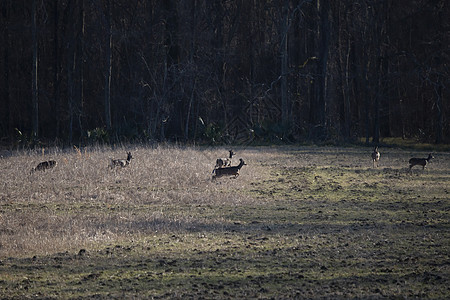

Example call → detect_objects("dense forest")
0 0 448 147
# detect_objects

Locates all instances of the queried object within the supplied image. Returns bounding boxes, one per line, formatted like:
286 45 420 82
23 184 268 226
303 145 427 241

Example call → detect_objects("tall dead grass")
1 145 448 257
0 145 264 257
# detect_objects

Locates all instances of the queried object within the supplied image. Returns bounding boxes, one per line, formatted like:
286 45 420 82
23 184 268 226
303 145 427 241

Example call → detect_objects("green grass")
0 145 449 298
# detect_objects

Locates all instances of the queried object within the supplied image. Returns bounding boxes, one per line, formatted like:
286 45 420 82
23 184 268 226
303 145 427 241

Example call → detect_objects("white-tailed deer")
409 153 434 170
372 146 380 168
31 160 57 173
110 152 133 168
214 150 235 170
212 158 246 180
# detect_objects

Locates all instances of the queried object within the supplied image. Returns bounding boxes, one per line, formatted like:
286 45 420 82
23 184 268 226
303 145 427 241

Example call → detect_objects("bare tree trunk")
53 0 61 140
104 0 112 132
396 64 406 139
379 0 391 139
64 1 77 144
31 0 39 138
2 1 13 141
435 81 443 143
184 0 196 142
372 4 384 145
373 83 380 144
363 65 370 144
78 0 85 140
281 0 289 127
185 79 196 141
343 42 351 140
373 55 381 144
434 7 444 144
337 3 351 140
67 45 75 144
362 4 370 144
314 0 330 138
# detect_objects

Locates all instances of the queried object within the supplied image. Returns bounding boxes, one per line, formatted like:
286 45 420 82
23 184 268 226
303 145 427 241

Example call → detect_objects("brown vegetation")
0 145 449 298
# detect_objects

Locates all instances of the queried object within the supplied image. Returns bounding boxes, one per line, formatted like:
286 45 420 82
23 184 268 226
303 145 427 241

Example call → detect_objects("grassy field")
0 145 449 299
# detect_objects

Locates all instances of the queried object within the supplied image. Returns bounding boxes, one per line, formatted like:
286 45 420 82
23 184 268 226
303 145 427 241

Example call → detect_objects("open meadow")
0 145 449 299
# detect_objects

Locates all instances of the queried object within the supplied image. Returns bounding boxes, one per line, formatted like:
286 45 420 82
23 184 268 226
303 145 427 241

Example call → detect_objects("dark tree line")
0 0 449 147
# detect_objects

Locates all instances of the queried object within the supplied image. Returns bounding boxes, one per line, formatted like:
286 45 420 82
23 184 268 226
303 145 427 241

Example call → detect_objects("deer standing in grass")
31 160 57 174
109 152 133 168
372 146 380 168
409 153 434 171
212 158 246 180
214 150 235 170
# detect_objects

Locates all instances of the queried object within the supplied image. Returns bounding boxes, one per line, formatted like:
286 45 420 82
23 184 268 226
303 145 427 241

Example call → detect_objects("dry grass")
0 145 263 257
0 145 449 298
